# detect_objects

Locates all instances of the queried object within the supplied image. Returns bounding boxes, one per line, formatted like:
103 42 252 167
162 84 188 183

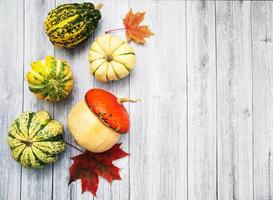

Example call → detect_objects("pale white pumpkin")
67 101 120 153
89 34 136 82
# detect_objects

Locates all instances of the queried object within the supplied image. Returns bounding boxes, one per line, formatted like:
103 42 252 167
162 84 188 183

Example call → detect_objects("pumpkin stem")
64 140 84 153
95 3 103 10
20 138 33 147
117 97 141 104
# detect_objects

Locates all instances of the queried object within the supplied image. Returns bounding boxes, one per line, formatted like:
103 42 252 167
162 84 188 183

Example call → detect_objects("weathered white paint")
53 0 94 199
20 1 55 200
0 1 272 200
0 1 24 200
187 1 217 200
129 1 187 200
92 1 130 200
216 1 253 200
252 1 273 200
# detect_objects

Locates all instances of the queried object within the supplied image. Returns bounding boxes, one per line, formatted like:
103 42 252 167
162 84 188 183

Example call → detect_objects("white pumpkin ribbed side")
89 34 136 82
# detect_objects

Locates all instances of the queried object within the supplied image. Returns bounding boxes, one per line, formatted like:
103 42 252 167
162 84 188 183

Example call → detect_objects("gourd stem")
64 140 84 153
105 27 126 34
95 3 103 10
117 97 141 104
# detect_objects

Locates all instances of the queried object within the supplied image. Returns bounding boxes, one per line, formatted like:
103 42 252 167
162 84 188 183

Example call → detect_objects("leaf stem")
105 27 126 34
64 140 84 153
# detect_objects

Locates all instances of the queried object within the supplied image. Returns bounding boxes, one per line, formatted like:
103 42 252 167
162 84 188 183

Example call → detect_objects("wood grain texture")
252 1 273 199
92 1 130 200
0 0 24 199
53 0 93 199
129 1 187 200
216 1 253 200
1 0 273 200
186 1 217 200
21 1 55 200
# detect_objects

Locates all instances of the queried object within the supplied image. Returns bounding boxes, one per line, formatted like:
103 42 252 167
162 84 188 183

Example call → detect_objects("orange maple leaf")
123 9 154 44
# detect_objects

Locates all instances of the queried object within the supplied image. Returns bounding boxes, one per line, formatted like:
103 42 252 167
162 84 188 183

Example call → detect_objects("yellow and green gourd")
26 55 73 102
44 2 102 48
7 111 65 168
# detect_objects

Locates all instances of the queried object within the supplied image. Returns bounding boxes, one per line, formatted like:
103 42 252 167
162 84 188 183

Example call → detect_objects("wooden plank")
91 1 130 199
20 0 55 199
53 39 91 199
50 0 131 199
129 1 187 199
52 0 93 199
252 1 273 199
0 0 24 199
186 1 217 200
216 1 253 199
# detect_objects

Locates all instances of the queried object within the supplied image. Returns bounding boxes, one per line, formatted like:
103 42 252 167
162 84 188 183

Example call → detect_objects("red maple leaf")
69 144 128 196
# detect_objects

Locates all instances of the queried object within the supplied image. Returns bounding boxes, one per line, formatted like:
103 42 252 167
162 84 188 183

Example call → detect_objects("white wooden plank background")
216 1 253 199
252 1 273 199
0 0 273 200
187 1 216 200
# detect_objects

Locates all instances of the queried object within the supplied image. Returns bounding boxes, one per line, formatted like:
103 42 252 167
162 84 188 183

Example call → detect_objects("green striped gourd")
7 111 65 168
44 2 102 48
26 55 73 102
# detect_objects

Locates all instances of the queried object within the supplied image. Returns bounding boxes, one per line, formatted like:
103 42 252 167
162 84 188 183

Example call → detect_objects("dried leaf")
123 9 154 44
